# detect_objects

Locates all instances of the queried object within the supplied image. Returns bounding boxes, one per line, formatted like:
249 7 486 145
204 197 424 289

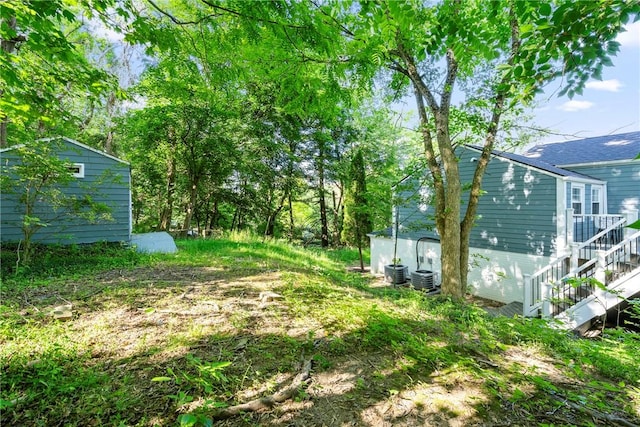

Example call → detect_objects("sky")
392 22 640 147
533 21 640 143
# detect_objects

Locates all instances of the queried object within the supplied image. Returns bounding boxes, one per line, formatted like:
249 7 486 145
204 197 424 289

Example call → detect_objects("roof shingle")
523 131 640 166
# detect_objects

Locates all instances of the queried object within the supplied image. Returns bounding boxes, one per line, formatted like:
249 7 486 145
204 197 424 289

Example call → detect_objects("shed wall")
1 139 131 244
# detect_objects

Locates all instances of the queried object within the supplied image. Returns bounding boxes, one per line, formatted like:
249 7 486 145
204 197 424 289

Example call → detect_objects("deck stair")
523 213 640 331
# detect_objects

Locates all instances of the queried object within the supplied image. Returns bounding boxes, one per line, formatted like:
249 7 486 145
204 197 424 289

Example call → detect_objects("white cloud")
585 79 623 92
617 21 640 47
558 100 594 112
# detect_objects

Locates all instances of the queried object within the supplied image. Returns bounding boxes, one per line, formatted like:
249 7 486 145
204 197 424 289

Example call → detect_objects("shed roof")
523 131 640 166
0 137 129 166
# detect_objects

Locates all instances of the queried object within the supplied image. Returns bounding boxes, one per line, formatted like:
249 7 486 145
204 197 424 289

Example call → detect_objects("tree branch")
199 0 310 30
461 1 521 235
413 87 445 233
210 358 313 419
146 0 221 25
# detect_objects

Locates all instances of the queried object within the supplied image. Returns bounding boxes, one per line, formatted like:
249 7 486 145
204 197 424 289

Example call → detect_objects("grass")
1 234 639 426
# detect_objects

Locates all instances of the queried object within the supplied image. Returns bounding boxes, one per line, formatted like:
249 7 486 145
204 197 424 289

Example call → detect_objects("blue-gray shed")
1 137 131 245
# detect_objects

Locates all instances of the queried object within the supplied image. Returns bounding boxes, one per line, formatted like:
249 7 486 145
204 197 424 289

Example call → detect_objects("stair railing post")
523 274 532 317
624 209 638 241
541 280 552 318
571 243 580 271
566 208 575 248
594 250 608 302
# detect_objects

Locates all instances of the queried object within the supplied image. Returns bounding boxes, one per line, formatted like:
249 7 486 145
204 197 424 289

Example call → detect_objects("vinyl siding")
1 139 130 244
395 147 558 256
463 150 557 256
564 163 640 214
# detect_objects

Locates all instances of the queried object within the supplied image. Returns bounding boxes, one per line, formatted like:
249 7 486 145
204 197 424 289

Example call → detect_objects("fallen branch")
552 396 639 427
210 358 313 420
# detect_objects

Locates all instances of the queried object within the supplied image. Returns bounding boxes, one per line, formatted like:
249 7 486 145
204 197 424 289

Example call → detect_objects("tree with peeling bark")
327 0 639 298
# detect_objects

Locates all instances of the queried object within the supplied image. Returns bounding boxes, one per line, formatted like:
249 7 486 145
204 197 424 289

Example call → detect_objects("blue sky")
533 21 640 143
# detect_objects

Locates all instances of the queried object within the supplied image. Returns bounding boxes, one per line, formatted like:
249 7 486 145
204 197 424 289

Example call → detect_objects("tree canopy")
1 0 637 296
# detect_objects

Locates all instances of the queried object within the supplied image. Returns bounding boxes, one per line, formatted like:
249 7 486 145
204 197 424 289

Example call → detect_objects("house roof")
466 145 602 182
523 131 640 166
0 136 129 166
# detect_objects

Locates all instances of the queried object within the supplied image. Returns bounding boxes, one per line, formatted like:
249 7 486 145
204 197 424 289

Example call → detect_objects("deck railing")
524 211 638 317
545 230 640 316
572 215 626 261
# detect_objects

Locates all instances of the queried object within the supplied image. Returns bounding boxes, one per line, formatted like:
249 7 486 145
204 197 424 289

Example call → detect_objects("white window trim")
69 163 85 178
591 185 604 215
571 183 585 215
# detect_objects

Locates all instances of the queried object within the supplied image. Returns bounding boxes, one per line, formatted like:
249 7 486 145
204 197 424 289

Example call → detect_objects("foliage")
342 147 372 270
0 241 143 283
627 219 640 230
0 0 120 145
324 0 640 297
0 235 638 426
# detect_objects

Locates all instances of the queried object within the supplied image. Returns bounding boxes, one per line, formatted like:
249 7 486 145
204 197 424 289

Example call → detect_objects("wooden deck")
485 301 523 318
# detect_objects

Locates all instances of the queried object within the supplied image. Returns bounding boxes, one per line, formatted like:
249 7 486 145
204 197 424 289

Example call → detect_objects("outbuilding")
1 137 132 245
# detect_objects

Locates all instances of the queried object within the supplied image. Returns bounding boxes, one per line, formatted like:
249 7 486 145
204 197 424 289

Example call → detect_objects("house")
1 137 132 245
370 131 640 329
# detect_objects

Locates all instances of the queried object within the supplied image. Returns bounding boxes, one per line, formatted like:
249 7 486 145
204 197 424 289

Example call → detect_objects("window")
67 163 85 178
591 186 603 215
571 184 584 214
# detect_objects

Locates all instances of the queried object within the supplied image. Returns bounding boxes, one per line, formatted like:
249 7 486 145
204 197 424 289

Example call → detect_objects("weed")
1 235 638 426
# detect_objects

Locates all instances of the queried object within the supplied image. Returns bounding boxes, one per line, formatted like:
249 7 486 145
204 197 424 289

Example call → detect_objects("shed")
1 137 132 245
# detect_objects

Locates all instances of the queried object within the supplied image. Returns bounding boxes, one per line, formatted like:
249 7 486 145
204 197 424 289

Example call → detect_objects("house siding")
396 147 558 256
564 163 640 214
1 138 131 245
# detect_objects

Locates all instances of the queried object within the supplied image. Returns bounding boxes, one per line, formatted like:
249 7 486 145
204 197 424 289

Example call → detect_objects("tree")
0 0 117 146
330 0 639 298
342 148 372 270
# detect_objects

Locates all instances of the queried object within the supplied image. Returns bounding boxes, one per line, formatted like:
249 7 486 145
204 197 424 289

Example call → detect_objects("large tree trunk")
436 124 464 298
400 41 465 298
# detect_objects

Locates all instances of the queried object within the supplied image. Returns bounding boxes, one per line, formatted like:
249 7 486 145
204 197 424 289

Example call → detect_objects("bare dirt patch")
4 263 638 427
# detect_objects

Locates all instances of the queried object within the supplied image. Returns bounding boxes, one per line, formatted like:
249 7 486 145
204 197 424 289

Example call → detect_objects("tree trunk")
158 155 176 231
209 198 219 230
288 193 294 242
317 150 329 248
0 16 21 148
183 181 198 233
437 126 464 298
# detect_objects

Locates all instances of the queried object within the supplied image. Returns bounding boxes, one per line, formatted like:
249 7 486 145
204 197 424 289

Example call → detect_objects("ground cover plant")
1 234 639 426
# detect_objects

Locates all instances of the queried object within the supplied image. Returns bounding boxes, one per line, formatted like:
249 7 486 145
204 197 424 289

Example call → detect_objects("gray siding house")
1 137 132 245
370 131 640 306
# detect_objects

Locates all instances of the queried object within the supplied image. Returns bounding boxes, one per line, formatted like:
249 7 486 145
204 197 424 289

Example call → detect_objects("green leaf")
539 3 552 17
177 414 198 427
626 219 640 230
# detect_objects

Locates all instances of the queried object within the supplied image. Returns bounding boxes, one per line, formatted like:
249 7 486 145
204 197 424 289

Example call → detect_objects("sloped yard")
1 238 639 426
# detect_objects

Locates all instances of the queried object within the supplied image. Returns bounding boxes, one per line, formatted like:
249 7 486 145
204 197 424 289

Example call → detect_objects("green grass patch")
0 234 638 426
